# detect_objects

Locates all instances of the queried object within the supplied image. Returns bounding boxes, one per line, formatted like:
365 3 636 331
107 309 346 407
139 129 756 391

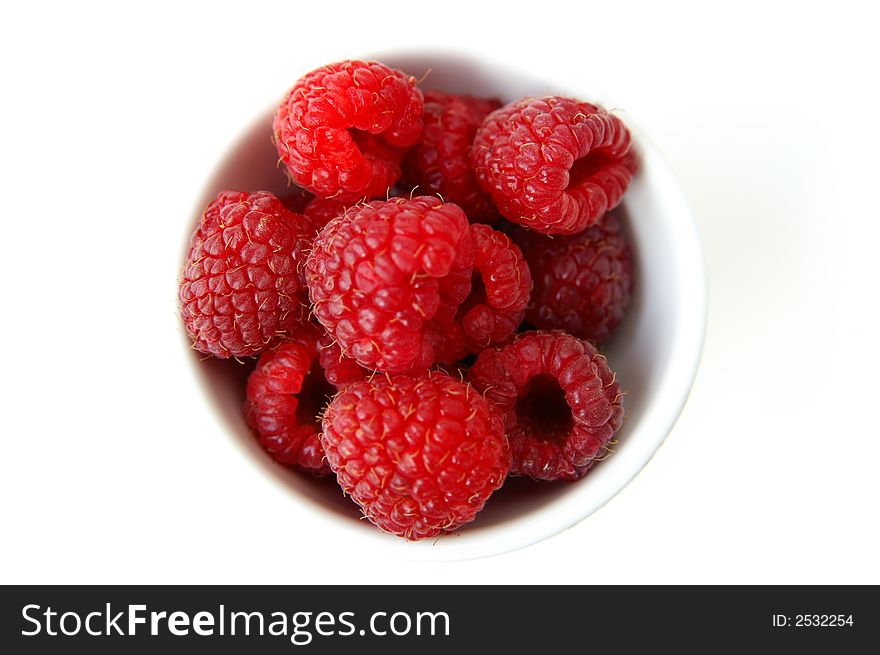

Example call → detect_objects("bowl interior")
184 53 705 559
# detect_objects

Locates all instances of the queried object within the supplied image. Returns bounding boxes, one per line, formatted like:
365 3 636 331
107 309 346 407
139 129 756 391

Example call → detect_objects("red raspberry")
401 90 502 223
305 196 474 374
437 223 532 361
273 60 424 202
303 196 350 229
467 330 623 481
513 212 633 343
244 324 367 474
321 371 509 539
471 96 636 235
317 332 368 389
179 190 314 358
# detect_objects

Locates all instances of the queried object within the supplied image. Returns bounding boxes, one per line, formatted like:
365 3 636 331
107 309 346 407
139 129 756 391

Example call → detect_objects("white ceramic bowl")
183 52 706 560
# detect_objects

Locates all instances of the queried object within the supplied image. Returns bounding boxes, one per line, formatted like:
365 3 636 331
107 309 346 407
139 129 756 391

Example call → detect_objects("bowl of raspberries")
178 53 705 557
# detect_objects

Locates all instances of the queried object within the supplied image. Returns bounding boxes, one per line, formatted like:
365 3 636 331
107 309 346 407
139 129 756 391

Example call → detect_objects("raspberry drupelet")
321 371 510 539
179 190 315 359
467 330 623 481
513 212 633 344
303 196 351 229
317 331 369 389
245 324 367 475
471 96 636 234
305 196 474 374
273 60 424 202
401 90 502 223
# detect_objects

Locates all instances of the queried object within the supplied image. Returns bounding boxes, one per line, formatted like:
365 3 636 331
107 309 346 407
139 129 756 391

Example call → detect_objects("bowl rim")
182 50 708 561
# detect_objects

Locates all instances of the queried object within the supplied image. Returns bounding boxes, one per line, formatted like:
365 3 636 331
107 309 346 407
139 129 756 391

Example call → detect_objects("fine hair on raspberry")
273 60 424 202
303 196 350 229
321 371 510 539
471 96 636 234
513 212 633 343
245 324 366 475
437 223 532 361
401 90 502 224
467 330 624 481
179 190 315 359
305 196 475 374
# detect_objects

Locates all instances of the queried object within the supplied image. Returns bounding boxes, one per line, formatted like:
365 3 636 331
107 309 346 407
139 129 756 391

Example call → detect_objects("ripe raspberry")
321 371 509 539
303 196 350 229
471 96 636 235
317 332 368 389
245 324 367 474
305 196 474 374
513 212 633 343
437 224 532 361
179 190 314 358
467 330 623 481
273 60 424 203
401 90 501 223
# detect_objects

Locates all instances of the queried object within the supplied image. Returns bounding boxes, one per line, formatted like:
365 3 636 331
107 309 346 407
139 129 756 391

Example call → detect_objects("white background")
1 0 878 584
